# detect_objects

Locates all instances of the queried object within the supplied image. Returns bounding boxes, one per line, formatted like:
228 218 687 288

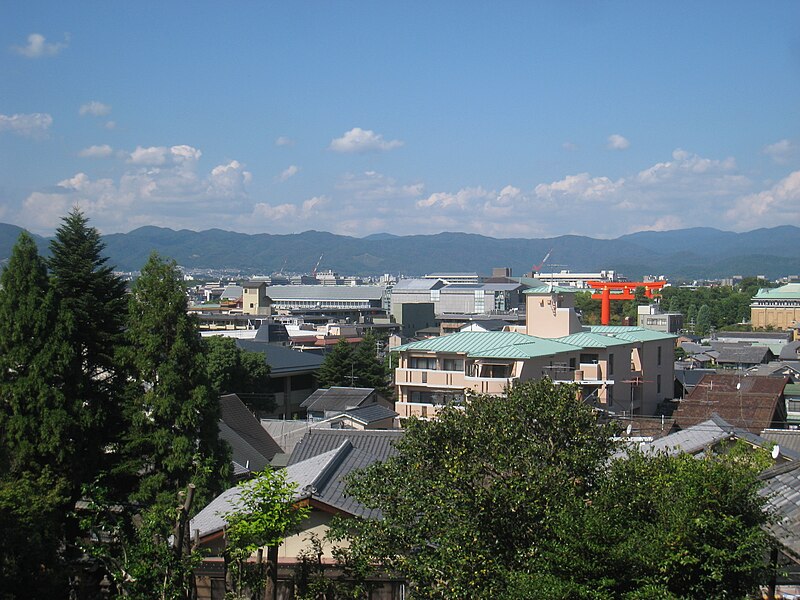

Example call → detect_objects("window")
569 357 576 370
607 385 613 407
410 357 437 370
442 358 464 372
608 354 615 376
657 374 662 395
657 346 662 366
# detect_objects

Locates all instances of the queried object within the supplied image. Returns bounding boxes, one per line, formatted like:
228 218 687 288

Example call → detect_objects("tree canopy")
122 252 230 509
344 380 773 599
316 332 390 395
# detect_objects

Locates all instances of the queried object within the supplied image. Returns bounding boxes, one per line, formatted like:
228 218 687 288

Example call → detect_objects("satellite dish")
772 445 781 460
736 382 741 390
626 423 633 436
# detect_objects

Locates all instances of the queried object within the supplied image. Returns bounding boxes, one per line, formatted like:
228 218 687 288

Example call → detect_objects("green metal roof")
785 383 800 397
588 326 677 342
752 284 800 299
523 284 582 295
555 331 633 349
393 331 581 359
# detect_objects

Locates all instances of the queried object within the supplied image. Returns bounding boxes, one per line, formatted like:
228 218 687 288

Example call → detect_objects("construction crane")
531 249 552 274
311 253 324 278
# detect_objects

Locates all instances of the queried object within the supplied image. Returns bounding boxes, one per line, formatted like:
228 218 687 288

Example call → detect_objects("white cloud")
337 171 424 202
562 141 578 151
302 195 328 212
0 112 53 138
725 170 800 229
128 146 169 165
276 165 299 182
105 120 116 130
329 127 403 153
79 101 112 117
207 160 252 198
78 144 113 158
275 136 293 146
12 33 69 58
607 134 630 150
18 145 253 233
763 139 794 164
535 173 623 200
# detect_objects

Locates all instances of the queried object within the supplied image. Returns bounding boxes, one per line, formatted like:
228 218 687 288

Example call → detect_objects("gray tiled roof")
219 421 270 475
220 394 282 461
760 462 800 559
289 430 404 518
714 344 774 365
235 340 324 375
343 404 398 424
300 387 376 411
780 342 800 362
190 447 345 539
289 429 404 465
621 415 800 460
191 429 405 540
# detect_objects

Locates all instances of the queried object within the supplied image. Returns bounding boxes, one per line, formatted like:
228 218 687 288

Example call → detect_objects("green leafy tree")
48 209 128 494
122 252 230 510
203 336 273 411
0 468 70 599
344 380 620 598
223 468 310 599
345 379 772 599
696 303 713 336
315 338 356 388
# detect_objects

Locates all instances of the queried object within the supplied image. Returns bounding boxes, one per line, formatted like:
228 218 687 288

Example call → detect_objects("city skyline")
2 1 799 239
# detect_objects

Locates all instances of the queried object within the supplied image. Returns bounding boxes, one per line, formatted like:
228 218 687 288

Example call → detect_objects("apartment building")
392 285 674 419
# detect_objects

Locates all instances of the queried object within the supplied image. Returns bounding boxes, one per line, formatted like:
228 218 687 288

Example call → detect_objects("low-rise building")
751 283 800 330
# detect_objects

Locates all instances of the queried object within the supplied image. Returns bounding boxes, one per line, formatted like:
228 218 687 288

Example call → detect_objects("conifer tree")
123 252 229 509
315 338 355 388
48 209 128 491
0 232 72 595
351 330 391 395
0 231 65 471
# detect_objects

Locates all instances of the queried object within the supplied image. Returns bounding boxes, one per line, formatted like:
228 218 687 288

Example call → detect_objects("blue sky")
2 1 799 238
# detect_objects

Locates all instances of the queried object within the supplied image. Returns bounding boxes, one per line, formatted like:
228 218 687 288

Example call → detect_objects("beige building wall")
242 283 272 316
637 339 675 414
525 292 583 338
751 306 800 330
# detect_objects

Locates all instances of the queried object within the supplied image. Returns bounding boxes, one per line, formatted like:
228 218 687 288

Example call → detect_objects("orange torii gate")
586 281 667 325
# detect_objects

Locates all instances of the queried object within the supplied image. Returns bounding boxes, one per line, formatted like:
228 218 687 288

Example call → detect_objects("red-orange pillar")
601 286 611 325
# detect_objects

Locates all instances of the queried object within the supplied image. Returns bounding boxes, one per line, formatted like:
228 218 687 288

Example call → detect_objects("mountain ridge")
2 223 798 280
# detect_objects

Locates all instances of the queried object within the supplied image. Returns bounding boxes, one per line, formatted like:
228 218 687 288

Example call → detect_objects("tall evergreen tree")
0 231 65 471
351 330 391 395
315 338 355 388
0 232 73 596
123 252 229 509
48 209 128 491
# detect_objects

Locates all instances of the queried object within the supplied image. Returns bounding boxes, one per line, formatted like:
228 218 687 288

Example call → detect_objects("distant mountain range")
2 222 799 280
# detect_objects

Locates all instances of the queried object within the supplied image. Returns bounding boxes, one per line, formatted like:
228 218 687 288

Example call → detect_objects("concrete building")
638 303 683 334
242 280 271 315
423 272 480 285
530 269 624 289
391 278 523 318
392 285 674 420
751 283 800 331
